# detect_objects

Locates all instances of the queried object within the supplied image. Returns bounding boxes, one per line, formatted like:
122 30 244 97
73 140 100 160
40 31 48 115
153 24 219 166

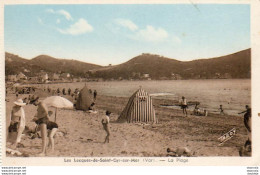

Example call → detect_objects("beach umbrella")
43 96 73 121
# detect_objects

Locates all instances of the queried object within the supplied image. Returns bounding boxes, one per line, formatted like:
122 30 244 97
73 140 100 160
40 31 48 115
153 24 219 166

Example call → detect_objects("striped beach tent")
118 88 157 123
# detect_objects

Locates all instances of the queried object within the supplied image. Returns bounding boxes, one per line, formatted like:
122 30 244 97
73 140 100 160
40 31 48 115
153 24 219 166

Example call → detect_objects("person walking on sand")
238 105 251 133
180 96 188 117
7 99 26 149
101 111 111 143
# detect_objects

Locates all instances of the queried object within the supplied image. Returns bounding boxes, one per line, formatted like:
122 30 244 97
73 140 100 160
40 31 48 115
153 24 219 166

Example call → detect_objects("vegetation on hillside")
5 48 251 80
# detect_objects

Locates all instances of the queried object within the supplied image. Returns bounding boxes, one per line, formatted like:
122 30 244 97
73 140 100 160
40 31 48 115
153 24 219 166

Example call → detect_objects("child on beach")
101 111 111 143
219 105 225 115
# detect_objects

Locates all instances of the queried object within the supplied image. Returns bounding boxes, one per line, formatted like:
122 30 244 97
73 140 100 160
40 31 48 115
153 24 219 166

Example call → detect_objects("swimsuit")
8 122 19 132
181 99 187 109
47 121 58 130
35 118 58 130
181 105 187 109
35 116 49 125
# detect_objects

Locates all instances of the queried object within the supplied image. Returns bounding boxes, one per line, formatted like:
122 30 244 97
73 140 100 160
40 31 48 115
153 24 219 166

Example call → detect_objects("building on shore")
7 75 18 82
17 72 27 80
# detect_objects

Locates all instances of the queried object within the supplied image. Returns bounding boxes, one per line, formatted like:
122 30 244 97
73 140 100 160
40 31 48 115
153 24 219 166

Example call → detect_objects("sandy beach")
5 90 249 157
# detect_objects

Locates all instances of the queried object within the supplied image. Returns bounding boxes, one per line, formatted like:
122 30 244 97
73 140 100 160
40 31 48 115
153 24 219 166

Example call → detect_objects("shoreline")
10 79 250 116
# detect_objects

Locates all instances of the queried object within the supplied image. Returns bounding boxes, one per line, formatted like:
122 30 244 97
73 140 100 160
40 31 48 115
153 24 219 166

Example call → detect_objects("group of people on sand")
7 98 58 156
44 87 98 102
7 86 109 156
179 96 208 117
179 95 251 156
179 96 250 119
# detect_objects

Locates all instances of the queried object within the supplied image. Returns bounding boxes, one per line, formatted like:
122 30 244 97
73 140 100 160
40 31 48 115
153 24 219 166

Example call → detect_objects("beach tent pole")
55 108 57 122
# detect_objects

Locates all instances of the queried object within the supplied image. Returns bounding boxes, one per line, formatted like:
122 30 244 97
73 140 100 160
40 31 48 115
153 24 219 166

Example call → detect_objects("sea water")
40 79 251 115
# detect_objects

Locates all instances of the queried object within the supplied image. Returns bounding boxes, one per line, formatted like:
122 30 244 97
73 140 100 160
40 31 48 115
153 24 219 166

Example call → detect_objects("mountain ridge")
5 48 251 80
90 49 251 79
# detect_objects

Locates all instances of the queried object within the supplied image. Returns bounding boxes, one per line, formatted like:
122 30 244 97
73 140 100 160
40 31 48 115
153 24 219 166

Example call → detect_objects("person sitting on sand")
88 103 97 114
7 99 26 149
23 97 28 104
33 111 58 153
30 95 35 104
193 103 199 115
238 105 251 133
31 96 39 106
101 111 111 143
33 101 50 156
180 96 188 117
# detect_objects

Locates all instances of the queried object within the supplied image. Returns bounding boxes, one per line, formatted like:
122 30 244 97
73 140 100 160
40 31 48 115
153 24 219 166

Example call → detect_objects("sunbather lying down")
193 108 208 116
167 147 193 157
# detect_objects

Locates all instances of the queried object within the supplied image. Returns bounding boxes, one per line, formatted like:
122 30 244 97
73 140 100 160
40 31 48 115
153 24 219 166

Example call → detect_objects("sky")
4 4 250 66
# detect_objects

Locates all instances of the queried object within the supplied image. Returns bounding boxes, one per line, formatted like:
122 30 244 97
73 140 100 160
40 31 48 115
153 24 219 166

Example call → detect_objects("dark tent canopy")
75 86 92 111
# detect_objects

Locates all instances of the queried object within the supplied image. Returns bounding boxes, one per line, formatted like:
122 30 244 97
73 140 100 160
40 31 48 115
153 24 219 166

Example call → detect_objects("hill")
5 53 102 77
5 49 251 80
90 49 251 80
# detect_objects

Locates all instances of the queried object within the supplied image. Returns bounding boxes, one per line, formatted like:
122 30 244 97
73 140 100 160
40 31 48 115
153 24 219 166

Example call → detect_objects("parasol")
42 96 73 121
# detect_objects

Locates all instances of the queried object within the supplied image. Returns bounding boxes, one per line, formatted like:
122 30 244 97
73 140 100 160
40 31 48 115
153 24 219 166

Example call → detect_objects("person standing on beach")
33 101 50 156
34 111 58 153
7 99 26 149
57 88 60 95
238 105 252 156
101 111 111 143
180 96 188 117
93 90 97 101
238 105 251 133
62 88 66 95
68 88 71 95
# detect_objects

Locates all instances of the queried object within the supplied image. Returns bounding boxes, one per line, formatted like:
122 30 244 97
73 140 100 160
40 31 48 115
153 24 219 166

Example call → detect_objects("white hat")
14 99 26 106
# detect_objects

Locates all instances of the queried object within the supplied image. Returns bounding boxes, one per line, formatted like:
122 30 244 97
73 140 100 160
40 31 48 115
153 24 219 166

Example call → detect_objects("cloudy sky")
5 4 250 65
